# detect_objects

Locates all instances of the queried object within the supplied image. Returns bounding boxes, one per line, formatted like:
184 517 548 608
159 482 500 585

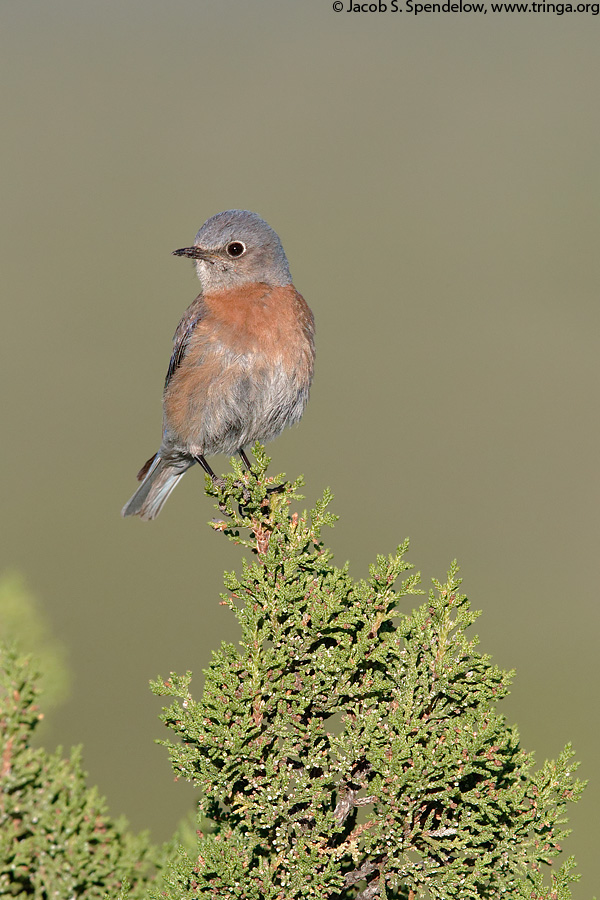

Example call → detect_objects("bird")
121 209 315 521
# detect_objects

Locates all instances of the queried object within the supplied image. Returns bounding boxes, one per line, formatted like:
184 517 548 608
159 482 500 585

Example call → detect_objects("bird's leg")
195 455 229 513
195 454 217 479
238 448 252 470
196 454 227 490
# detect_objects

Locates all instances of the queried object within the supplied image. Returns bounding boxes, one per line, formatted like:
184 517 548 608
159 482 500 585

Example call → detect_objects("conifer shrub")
0 646 157 900
151 448 585 900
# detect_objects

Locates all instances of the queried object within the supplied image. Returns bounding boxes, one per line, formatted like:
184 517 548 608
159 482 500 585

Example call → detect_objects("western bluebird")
121 210 315 521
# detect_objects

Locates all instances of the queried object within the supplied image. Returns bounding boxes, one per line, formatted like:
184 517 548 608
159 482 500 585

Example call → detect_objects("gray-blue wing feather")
164 295 206 391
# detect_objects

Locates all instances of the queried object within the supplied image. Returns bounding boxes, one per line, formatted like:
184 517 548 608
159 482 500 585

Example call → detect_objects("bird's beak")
172 246 215 260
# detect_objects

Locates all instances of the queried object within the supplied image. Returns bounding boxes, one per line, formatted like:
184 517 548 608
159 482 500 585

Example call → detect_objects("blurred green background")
1 0 598 892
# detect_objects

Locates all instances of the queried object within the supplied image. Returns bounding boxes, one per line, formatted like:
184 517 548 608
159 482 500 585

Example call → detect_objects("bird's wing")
164 295 207 391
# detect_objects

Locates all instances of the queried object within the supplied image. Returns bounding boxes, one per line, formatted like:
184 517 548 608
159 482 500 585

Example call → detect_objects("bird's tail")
121 454 194 520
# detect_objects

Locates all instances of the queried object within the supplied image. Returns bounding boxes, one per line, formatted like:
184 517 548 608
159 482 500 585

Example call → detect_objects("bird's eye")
226 241 246 258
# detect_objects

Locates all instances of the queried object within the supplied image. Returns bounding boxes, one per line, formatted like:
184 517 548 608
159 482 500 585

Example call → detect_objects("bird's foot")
266 481 287 495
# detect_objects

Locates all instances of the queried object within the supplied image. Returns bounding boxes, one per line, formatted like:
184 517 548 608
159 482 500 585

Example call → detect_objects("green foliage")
0 645 158 900
1 453 585 900
151 447 586 899
0 574 70 711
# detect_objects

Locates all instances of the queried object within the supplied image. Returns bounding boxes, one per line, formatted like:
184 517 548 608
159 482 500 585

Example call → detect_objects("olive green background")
1 1 598 893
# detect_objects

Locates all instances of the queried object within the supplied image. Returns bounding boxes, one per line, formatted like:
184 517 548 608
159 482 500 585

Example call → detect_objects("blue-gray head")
172 210 292 292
